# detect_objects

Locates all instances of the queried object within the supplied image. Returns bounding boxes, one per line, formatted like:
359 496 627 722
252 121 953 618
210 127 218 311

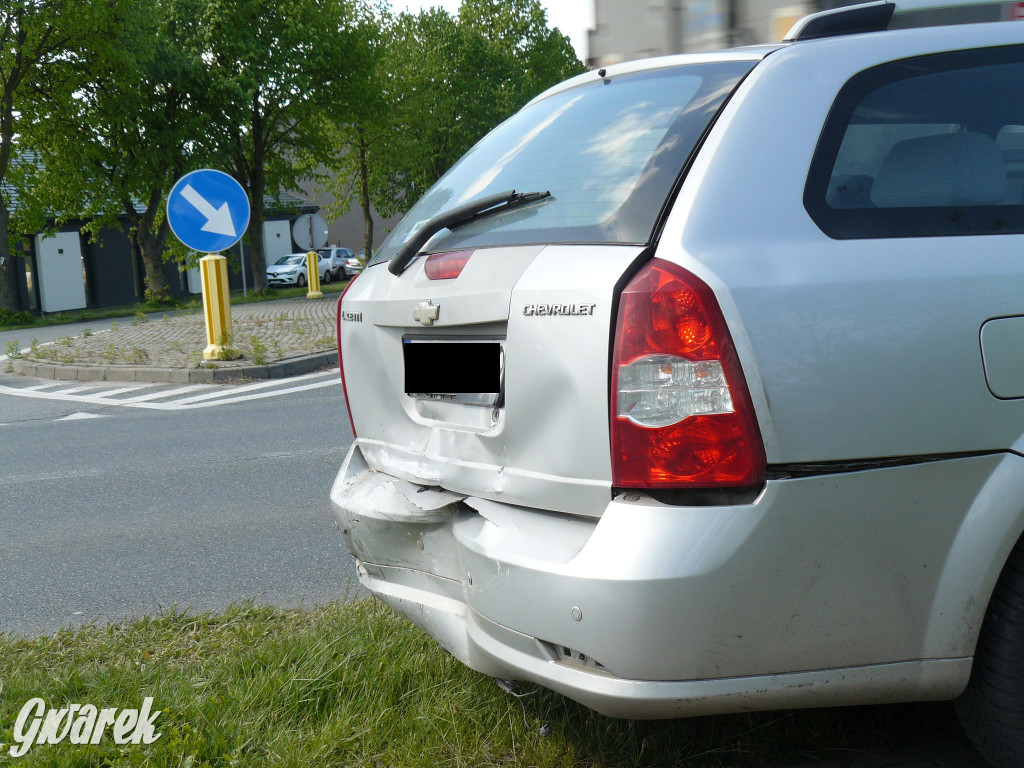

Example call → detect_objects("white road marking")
0 368 340 412
169 368 337 405
53 385 104 395
99 384 157 397
176 379 338 408
57 412 109 421
22 382 62 391
115 384 212 403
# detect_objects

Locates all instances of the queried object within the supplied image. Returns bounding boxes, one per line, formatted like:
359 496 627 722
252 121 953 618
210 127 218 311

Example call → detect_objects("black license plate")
404 339 502 405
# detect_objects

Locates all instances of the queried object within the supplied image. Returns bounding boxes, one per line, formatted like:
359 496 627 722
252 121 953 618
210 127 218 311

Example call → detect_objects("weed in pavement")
248 335 268 366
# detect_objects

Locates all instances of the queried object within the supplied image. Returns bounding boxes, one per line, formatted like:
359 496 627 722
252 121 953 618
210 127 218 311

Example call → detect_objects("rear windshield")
369 61 755 266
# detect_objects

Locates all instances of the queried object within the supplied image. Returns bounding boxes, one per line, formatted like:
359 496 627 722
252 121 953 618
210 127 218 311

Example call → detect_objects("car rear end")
331 20 1024 722
331 49 799 713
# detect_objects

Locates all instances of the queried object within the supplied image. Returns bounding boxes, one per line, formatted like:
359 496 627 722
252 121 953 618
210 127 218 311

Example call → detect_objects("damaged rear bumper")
330 442 978 719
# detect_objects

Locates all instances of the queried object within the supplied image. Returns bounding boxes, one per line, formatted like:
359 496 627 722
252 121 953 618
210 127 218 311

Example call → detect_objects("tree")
179 0 365 292
320 9 394 259
324 0 583 259
0 0 125 311
18 0 208 302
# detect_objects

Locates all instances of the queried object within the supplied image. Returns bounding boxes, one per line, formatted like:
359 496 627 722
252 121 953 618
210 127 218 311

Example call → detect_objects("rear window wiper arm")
388 189 550 276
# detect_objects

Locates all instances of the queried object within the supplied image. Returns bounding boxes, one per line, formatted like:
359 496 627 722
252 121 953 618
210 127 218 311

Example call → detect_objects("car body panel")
657 22 1024 466
340 245 643 517
333 444 1024 715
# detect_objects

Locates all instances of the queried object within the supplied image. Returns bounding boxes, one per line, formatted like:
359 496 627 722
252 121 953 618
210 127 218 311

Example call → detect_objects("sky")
386 0 595 62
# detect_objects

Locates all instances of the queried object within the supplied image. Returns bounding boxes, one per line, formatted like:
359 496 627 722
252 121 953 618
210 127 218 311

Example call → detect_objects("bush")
0 307 33 326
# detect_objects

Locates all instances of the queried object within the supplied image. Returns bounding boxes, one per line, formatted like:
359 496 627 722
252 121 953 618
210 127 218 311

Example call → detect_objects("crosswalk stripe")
99 384 157 397
115 384 212 403
0 367 340 411
178 378 339 409
52 385 104 395
169 369 337 405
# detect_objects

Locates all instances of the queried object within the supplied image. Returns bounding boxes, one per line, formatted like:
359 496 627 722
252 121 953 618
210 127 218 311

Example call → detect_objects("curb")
9 351 338 384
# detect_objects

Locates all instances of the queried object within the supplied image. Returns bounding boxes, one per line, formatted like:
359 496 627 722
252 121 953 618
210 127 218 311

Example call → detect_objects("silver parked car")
333 3 1024 765
318 246 363 280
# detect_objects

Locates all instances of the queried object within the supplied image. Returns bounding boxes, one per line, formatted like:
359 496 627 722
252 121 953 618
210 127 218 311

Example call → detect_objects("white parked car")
265 253 331 287
332 3 1024 766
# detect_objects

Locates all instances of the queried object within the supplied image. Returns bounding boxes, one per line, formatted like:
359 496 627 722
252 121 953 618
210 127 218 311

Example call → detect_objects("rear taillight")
337 273 359 437
611 258 765 488
425 250 472 280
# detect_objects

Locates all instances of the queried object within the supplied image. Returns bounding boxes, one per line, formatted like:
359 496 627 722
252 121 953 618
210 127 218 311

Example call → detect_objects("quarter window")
806 46 1024 239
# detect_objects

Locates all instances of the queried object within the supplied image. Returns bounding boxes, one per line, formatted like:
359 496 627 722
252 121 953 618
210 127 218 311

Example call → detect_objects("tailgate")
339 244 644 517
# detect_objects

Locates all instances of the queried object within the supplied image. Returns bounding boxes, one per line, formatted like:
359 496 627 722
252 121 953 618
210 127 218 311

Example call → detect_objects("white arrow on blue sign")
167 169 250 253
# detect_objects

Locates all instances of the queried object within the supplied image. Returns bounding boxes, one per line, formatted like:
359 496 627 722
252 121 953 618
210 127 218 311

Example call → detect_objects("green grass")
0 599 961 767
0 282 347 332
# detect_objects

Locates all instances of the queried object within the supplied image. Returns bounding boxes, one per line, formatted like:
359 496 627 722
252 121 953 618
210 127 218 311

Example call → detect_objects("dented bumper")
330 442 995 718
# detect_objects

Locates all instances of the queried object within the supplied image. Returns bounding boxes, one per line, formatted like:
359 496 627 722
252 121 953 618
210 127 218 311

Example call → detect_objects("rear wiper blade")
388 189 550 276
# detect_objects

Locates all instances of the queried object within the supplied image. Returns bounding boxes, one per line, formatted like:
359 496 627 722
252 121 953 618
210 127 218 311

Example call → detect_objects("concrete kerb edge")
9 350 338 385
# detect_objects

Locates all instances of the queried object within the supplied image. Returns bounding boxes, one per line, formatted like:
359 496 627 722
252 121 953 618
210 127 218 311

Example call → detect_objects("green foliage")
0 1 131 310
247 334 268 365
143 288 177 309
323 0 584 256
4 0 582 304
16 0 207 299
176 0 368 288
0 307 32 326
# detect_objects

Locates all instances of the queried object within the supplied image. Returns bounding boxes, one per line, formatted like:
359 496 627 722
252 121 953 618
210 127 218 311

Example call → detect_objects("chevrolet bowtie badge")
413 300 440 326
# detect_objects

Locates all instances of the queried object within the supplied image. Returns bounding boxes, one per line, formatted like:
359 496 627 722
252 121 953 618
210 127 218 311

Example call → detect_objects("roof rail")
785 1 894 41
784 0 1008 42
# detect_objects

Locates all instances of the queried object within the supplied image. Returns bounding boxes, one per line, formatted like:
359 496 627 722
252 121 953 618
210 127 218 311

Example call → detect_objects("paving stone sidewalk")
8 296 339 383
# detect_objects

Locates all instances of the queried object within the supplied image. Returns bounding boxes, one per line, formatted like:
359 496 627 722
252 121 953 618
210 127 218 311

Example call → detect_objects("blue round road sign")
167 169 250 253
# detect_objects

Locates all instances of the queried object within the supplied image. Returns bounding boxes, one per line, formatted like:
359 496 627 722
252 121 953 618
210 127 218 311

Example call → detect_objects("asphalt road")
0 367 357 635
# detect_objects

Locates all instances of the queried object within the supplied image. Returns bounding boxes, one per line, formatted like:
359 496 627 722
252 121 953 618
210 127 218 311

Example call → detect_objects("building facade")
586 0 816 65
586 0 1012 65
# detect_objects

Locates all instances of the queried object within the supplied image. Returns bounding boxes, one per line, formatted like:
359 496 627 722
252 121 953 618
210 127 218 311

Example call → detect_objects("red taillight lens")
611 258 765 488
424 250 472 280
336 273 359 437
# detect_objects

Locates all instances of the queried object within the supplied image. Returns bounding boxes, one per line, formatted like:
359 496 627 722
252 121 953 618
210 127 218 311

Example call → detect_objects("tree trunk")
0 90 16 312
0 195 14 311
124 193 169 301
248 110 268 292
249 165 267 292
357 127 373 260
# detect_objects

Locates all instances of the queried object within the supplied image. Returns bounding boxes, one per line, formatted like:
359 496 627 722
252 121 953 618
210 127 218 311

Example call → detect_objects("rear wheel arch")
923 454 1024 662
955 528 1024 767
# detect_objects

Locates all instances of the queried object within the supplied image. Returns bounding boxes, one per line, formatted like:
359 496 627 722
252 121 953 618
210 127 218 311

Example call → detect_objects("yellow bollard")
306 251 323 299
200 253 241 360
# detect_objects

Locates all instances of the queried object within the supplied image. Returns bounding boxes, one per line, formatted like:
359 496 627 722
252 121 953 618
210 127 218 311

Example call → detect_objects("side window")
805 45 1024 239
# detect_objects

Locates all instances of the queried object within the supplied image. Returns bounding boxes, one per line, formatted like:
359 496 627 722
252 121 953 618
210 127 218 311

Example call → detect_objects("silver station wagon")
332 2 1024 765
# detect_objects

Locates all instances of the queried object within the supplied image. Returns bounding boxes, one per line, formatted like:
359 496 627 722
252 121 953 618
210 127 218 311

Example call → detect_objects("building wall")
85 226 139 308
587 0 819 65
295 177 402 258
588 1 679 65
